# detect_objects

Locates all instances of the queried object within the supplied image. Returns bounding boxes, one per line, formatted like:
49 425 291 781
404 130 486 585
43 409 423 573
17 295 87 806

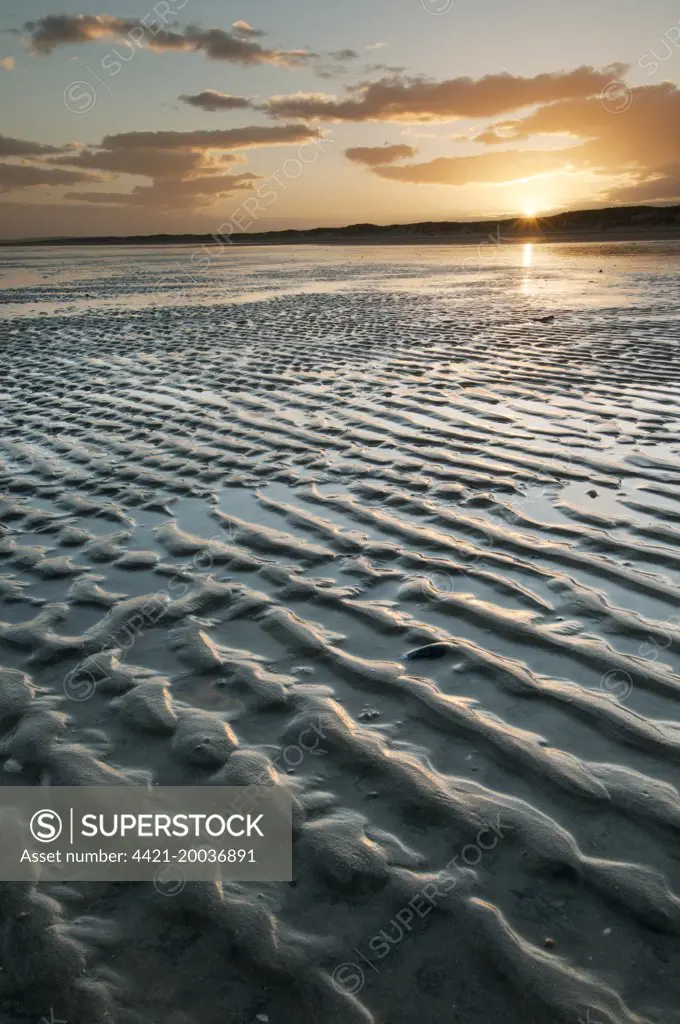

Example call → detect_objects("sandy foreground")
1 241 680 1024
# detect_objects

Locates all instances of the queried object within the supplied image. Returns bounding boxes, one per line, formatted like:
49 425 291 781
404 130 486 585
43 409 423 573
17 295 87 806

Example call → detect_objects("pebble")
403 642 454 661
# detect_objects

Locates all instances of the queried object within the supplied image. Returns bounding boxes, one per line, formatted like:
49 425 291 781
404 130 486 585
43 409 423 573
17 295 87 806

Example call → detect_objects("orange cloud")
263 66 627 121
343 77 680 204
479 81 680 202
366 148 574 185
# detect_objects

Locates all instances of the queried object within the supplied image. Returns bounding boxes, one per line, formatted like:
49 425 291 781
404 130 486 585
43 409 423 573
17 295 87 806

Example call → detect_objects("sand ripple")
1 243 679 1023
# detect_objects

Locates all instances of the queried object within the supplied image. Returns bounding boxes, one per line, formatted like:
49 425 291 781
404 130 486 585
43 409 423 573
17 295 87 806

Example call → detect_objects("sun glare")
522 205 537 218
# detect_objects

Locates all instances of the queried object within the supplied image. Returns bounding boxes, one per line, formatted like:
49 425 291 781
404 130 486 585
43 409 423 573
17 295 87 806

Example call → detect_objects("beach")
1 239 680 1024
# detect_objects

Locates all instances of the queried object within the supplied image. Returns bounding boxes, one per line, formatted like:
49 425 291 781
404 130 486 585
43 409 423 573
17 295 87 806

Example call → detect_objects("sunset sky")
1 0 680 238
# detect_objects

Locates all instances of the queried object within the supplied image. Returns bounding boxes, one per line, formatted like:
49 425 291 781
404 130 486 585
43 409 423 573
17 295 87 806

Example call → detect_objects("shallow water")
1 241 680 1024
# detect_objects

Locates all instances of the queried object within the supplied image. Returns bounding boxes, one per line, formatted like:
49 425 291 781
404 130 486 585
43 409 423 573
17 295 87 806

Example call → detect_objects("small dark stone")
404 642 455 661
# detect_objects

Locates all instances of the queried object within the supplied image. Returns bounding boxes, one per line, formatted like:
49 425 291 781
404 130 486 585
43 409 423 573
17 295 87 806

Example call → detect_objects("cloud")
24 14 183 54
41 122 323 211
50 147 238 179
50 125 317 184
480 81 680 202
347 79 680 205
492 82 678 162
65 172 259 209
315 48 362 80
263 66 627 121
345 143 417 166
606 169 680 204
232 21 264 38
1 57 14 70
178 90 253 112
23 14 312 66
367 148 575 185
0 163 103 193
0 134 66 158
329 49 359 61
471 126 523 144
96 124 319 152
365 42 388 51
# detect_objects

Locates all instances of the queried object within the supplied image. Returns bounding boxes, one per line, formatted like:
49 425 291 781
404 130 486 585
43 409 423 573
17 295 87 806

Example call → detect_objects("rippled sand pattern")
1 242 680 1024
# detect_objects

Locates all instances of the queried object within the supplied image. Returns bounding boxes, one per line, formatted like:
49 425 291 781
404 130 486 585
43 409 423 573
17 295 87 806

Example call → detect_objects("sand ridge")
0 242 679 1023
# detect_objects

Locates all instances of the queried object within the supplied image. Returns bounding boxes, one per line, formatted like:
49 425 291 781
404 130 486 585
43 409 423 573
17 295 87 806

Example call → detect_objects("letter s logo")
30 809 63 843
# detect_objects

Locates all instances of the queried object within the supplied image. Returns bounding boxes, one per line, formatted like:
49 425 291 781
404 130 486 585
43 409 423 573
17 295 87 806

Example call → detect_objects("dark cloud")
328 49 359 61
98 124 319 152
314 48 362 80
50 147 238 179
345 144 417 166
0 134 66 158
24 14 312 66
186 27 311 65
0 163 102 193
263 66 627 121
49 126 317 187
25 15 188 54
65 172 259 209
363 64 407 76
34 122 322 212
178 91 253 112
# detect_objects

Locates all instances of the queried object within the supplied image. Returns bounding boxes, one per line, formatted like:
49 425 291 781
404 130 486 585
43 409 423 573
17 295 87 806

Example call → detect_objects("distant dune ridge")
2 203 679 246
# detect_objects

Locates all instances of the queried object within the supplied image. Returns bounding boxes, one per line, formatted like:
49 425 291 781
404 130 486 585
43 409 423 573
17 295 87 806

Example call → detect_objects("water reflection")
521 243 534 295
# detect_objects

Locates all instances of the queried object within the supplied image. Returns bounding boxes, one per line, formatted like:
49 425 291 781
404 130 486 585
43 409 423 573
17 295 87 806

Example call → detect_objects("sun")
522 205 538 218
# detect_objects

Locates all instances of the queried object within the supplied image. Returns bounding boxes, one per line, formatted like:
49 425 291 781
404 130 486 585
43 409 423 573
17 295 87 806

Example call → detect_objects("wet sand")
1 241 679 1024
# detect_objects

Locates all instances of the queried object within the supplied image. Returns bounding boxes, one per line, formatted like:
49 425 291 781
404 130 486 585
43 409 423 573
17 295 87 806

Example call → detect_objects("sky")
1 0 680 238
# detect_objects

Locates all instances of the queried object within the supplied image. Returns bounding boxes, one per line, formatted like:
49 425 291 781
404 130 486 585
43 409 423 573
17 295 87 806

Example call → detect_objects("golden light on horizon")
522 205 538 218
